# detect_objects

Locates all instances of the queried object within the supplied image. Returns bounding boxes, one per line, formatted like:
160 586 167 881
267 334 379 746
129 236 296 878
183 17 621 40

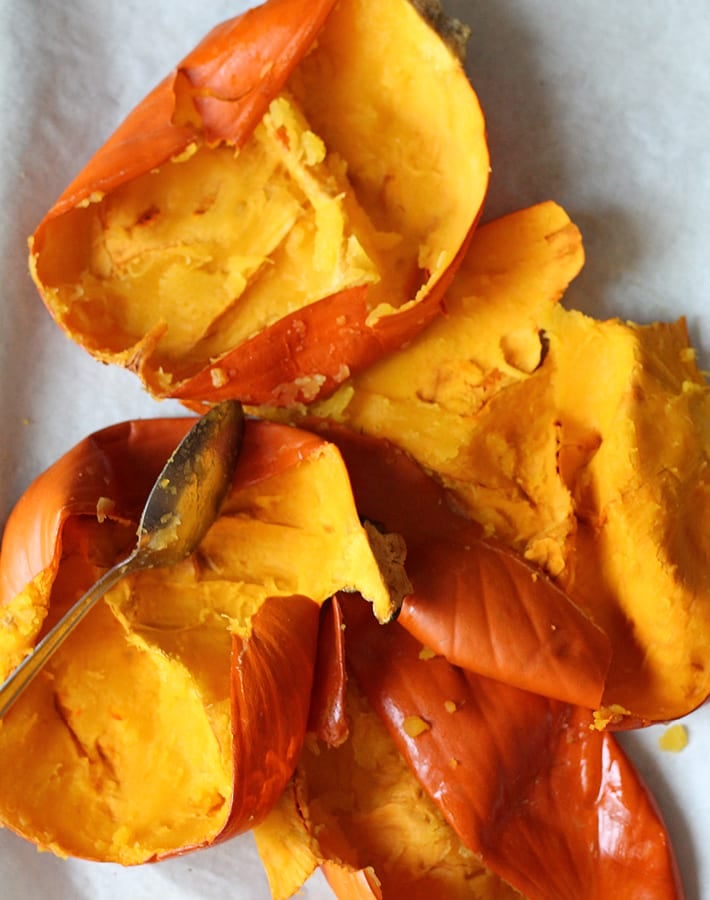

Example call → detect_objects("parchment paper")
0 1 708 897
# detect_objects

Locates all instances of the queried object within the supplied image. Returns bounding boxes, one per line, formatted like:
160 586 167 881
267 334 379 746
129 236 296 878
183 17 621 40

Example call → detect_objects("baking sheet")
0 1 708 897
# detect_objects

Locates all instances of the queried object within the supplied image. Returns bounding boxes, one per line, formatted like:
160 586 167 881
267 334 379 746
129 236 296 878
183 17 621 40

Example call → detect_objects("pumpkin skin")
0 415 685 891
337 594 684 900
254 597 682 900
9 0 700 891
0 418 403 863
308 593 350 748
257 672 521 900
29 0 488 407
305 421 612 710
300 200 710 725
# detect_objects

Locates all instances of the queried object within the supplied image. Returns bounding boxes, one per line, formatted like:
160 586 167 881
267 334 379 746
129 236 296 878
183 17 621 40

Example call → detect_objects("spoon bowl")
0 400 244 718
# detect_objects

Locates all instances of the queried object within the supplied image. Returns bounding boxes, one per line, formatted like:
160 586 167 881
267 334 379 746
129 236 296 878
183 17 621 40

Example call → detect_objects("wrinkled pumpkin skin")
14 0 699 888
29 0 488 407
0 418 402 863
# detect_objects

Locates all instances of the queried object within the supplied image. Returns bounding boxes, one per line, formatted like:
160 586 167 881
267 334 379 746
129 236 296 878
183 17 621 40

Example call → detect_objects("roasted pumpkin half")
29 0 488 407
0 418 406 863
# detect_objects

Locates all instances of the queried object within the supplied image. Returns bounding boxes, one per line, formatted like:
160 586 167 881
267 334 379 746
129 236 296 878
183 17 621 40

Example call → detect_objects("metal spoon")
0 400 244 719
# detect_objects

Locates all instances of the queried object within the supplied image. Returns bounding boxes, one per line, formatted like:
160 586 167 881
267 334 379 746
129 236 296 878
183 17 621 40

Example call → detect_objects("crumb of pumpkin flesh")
658 724 689 753
288 681 522 899
0 443 405 864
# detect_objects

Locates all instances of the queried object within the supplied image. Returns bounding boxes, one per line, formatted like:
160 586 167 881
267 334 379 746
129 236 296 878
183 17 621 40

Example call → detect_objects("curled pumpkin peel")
29 0 488 406
0 419 406 862
253 596 681 900
256 678 521 900
309 421 611 710
294 201 710 725
0 410 683 892
338 594 683 900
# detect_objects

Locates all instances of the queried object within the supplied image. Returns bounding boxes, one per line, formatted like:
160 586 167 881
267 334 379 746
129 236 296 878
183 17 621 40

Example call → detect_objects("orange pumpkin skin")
300 200 710 727
162 592 322 860
310 420 612 709
258 657 520 899
308 597 350 747
222 593 321 844
339 594 684 900
0 418 391 863
29 0 489 408
322 864 383 900
31 0 338 222
0 419 191 625
0 418 324 618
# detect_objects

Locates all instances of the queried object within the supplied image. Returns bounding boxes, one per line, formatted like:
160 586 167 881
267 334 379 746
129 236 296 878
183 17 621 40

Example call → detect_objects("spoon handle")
0 556 136 719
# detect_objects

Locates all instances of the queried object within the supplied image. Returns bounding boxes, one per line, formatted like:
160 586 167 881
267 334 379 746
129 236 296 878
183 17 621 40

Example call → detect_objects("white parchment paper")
0 1 708 897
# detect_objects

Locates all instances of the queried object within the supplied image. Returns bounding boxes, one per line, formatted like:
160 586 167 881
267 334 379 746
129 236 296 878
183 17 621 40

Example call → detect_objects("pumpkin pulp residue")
255 680 520 900
41 94 400 389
